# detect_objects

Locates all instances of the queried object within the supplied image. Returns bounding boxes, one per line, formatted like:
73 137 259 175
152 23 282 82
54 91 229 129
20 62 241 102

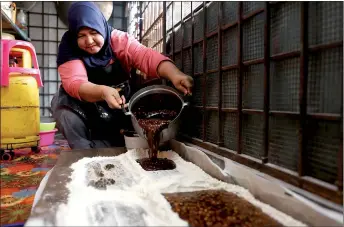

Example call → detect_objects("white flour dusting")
30 149 307 226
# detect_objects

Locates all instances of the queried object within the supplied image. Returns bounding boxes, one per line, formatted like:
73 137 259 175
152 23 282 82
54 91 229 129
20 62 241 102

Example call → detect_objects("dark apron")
54 57 132 143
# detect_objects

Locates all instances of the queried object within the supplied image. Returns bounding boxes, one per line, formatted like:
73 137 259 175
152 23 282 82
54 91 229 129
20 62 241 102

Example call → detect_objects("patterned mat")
0 140 71 227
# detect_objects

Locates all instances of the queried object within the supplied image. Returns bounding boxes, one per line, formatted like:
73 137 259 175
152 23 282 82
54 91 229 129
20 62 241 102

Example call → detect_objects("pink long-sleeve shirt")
58 29 170 100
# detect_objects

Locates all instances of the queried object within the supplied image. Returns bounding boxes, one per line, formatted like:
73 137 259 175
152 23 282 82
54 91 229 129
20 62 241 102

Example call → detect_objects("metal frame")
160 1 343 204
27 2 60 116
140 2 164 53
110 2 127 32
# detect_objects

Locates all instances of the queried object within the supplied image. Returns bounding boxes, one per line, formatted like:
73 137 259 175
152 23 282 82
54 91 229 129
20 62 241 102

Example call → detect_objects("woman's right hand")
100 86 127 109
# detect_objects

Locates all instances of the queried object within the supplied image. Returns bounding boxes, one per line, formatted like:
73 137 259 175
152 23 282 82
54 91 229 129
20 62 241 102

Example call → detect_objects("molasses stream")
134 109 177 171
123 85 189 171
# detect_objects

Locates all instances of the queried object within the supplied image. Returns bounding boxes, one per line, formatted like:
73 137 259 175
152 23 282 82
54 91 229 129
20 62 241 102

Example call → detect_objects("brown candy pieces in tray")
163 189 283 227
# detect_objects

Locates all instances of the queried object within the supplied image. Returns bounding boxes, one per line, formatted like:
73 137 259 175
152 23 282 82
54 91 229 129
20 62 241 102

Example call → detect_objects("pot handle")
121 104 132 116
182 102 189 108
182 94 191 108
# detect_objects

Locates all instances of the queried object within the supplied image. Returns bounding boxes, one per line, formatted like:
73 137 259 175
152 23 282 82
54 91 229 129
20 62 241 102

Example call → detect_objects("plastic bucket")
39 128 57 147
40 122 56 132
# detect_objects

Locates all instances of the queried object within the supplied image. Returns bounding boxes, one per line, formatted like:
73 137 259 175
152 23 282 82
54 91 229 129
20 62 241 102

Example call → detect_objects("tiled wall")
28 2 65 116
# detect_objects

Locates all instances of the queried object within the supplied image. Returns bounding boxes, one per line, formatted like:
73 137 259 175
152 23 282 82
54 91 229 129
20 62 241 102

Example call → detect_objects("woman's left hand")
172 73 194 95
156 60 193 95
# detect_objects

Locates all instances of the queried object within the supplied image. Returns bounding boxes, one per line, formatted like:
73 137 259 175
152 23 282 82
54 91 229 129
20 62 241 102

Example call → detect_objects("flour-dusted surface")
29 149 306 226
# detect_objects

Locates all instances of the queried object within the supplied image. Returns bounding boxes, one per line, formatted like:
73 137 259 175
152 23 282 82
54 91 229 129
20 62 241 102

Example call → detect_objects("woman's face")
77 27 104 54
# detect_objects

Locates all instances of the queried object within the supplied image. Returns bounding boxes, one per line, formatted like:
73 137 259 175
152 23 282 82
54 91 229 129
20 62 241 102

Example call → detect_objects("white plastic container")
2 33 15 40
124 134 149 149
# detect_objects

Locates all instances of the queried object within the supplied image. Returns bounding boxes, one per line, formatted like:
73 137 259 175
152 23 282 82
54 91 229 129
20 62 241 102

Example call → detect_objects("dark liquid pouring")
138 118 170 159
134 109 178 171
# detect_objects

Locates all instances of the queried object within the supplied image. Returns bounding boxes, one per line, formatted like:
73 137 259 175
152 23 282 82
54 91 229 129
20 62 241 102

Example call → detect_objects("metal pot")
123 85 188 143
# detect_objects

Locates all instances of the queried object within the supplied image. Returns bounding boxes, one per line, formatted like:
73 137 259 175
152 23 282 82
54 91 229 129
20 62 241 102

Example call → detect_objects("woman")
51 2 193 149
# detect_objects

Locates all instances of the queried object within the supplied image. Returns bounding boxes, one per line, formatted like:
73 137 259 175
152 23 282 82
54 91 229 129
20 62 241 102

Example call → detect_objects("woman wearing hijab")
51 2 193 149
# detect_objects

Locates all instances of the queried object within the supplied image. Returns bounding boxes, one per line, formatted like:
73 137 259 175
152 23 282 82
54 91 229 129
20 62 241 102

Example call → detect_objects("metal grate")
242 114 264 159
222 2 238 25
205 111 219 144
180 107 191 135
174 52 182 70
173 2 182 26
270 2 301 55
192 2 203 11
182 2 192 20
166 4 173 31
269 116 299 171
243 1 265 16
182 49 192 76
206 36 218 70
183 18 192 47
180 107 203 139
270 57 300 112
308 2 343 46
222 26 238 67
180 106 199 137
307 47 343 114
222 70 238 108
306 119 341 184
163 1 343 203
223 112 238 151
194 9 204 41
193 42 203 74
191 75 204 106
243 13 265 61
174 25 183 52
206 72 219 107
166 31 173 55
28 2 68 117
206 2 218 34
242 64 264 110
190 108 204 140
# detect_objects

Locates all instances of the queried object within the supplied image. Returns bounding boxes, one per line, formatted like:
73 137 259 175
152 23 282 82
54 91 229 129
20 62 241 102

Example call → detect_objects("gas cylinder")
10 47 32 68
0 40 43 160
